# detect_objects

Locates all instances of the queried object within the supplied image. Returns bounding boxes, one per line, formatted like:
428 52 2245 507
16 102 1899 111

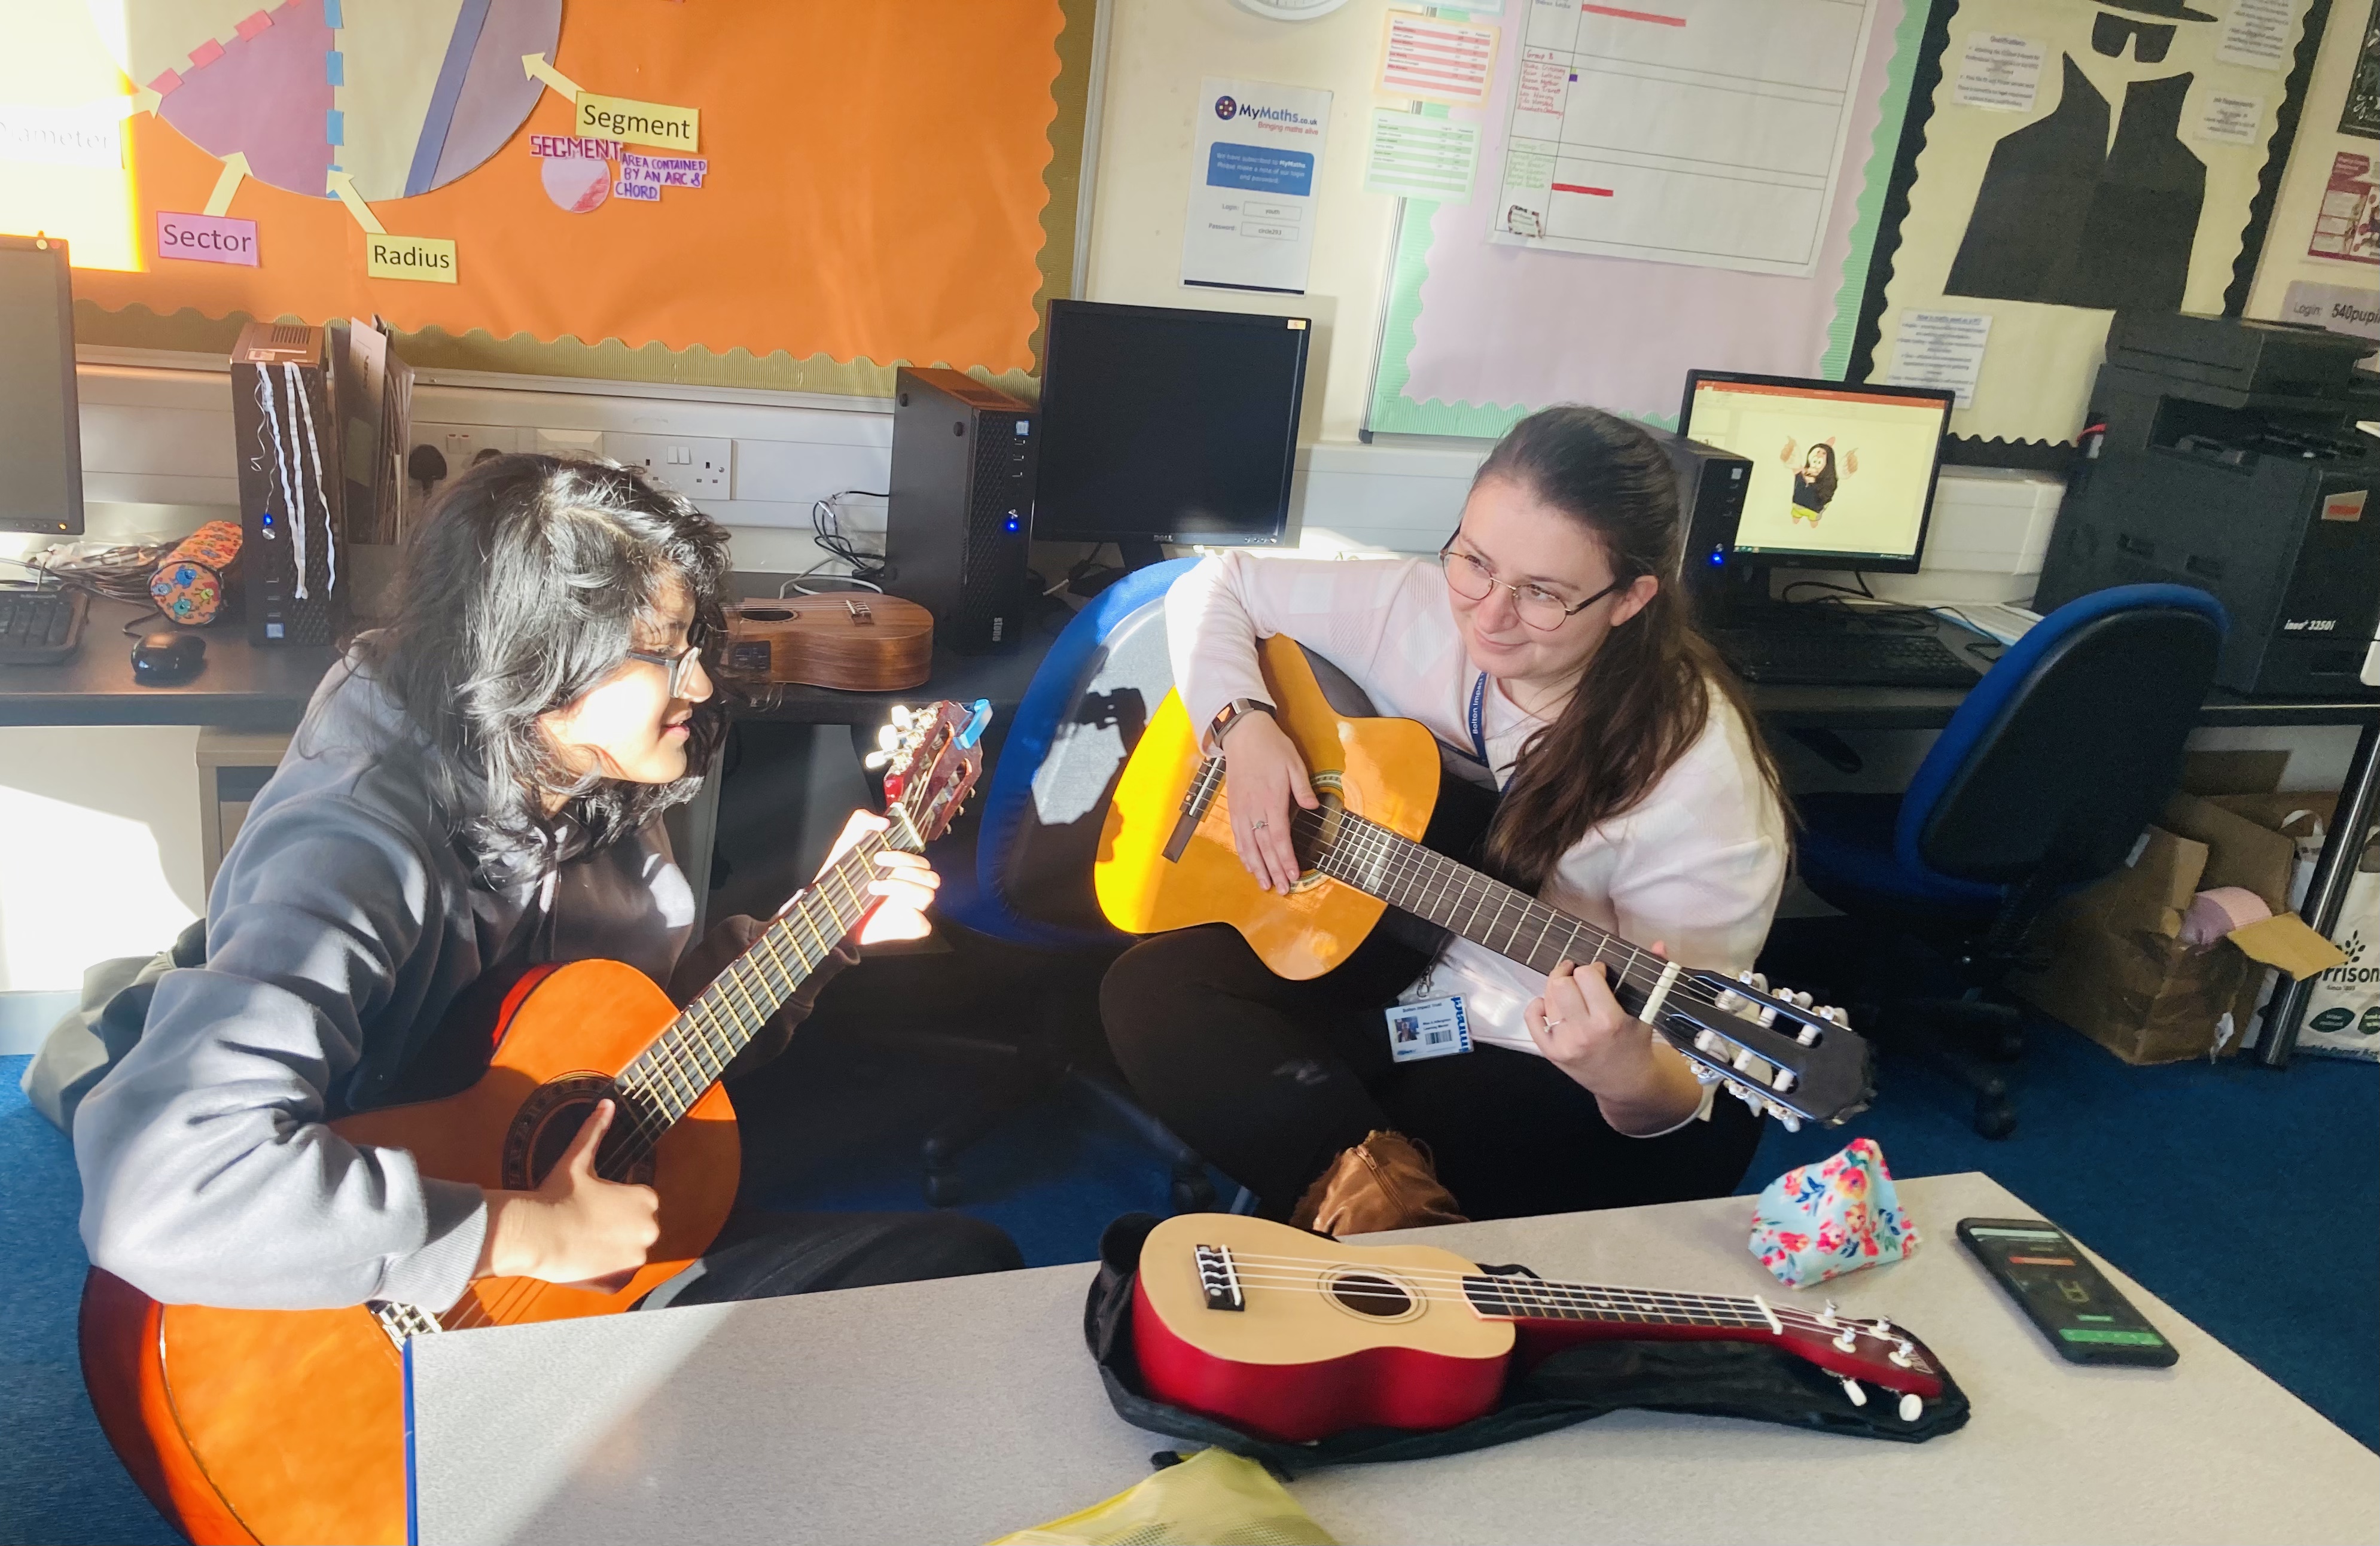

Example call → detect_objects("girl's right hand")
476 1099 662 1292
1219 711 1319 894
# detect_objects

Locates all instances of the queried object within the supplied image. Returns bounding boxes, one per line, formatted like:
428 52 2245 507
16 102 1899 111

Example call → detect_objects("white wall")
1082 0 1404 446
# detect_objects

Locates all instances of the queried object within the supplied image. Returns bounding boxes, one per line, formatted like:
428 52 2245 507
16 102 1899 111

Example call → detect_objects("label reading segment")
575 93 698 151
366 234 458 282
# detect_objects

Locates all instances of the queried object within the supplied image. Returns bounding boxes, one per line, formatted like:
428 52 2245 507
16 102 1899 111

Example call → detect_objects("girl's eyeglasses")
624 621 714 698
1439 542 1621 631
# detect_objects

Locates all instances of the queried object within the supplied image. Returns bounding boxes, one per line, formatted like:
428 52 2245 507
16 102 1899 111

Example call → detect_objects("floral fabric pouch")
1750 1138 1918 1288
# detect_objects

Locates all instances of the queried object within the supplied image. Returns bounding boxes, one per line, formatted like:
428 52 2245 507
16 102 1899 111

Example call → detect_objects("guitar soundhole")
504 1073 656 1190
1328 1271 1415 1319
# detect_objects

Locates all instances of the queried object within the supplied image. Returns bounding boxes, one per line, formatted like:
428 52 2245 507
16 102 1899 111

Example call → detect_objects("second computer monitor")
1678 371 1953 575
1034 300 1310 563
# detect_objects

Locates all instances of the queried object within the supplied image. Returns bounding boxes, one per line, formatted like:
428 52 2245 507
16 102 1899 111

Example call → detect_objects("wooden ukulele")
1095 635 1872 1128
78 699 991 1546
1135 1213 1947 1443
721 593 934 691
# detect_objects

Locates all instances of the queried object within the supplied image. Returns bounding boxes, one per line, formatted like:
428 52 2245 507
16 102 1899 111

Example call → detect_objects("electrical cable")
808 490 889 584
6 544 173 605
287 361 334 600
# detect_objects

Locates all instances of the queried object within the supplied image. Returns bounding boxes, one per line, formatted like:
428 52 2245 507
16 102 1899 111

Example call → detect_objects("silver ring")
1542 1016 1565 1030
1252 819 1268 831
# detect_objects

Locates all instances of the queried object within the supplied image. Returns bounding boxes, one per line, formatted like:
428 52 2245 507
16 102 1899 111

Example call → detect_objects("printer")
2032 313 2379 697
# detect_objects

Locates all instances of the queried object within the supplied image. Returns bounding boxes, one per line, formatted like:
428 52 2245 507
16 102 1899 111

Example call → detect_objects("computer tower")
886 367 1037 653
229 322 349 646
1639 425 1750 603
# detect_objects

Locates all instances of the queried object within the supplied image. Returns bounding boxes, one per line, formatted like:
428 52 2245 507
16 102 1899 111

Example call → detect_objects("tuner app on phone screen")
1688 381 1946 564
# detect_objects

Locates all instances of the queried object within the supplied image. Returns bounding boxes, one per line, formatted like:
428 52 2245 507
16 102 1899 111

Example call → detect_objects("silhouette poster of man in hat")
1946 0 2219 311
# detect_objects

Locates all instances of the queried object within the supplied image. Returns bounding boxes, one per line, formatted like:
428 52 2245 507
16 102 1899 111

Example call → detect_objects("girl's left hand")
813 810 940 946
1523 946 1665 1093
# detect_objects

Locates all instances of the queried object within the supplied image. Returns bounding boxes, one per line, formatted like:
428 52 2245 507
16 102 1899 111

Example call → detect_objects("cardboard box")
2011 792 2346 1064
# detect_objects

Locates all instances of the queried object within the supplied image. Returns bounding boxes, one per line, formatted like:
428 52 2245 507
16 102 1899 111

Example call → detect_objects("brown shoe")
1288 1129 1468 1237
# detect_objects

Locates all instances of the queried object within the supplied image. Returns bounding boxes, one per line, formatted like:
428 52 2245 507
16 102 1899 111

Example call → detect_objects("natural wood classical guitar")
79 699 990 1546
1095 635 1873 1127
1134 1212 1948 1442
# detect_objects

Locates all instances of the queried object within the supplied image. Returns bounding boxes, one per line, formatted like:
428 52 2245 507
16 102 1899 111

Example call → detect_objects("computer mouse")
132 631 206 685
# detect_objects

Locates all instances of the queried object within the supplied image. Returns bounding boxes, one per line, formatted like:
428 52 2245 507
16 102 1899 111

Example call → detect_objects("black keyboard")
1713 625 1983 688
0 587 88 665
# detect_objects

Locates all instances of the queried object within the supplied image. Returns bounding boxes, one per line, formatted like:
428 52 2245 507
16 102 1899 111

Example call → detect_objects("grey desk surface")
409 1172 2378 1546
0 596 338 729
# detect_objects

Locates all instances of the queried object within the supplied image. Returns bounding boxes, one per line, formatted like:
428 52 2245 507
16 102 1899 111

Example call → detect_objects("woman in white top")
1100 406 1789 1231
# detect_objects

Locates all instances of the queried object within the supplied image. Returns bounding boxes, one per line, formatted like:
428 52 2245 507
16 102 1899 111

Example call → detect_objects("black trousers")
1102 925 1762 1221
638 1209 1022 1309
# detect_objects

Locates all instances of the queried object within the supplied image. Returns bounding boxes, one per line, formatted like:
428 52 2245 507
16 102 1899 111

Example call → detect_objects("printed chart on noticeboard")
1366 0 1937 439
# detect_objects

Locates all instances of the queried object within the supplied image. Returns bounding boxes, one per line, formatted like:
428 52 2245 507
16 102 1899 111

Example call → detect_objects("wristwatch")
1205 697 1276 752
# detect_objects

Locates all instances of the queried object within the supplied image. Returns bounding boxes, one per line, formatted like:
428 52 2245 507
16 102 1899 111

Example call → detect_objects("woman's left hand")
813 810 939 946
1524 949 1664 1092
1525 944 1706 1135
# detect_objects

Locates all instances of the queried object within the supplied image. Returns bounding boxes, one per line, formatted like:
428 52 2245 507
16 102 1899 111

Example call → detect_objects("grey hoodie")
73 657 699 1313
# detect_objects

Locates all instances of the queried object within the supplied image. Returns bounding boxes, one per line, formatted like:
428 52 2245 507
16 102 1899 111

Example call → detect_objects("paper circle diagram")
90 0 562 202
541 154 608 213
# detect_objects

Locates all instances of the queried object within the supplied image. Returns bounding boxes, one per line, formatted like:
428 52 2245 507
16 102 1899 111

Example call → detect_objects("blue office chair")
1788 584 2227 1137
910 558 1227 1207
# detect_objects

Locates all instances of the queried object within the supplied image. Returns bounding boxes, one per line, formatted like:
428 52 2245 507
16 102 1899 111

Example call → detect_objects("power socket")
406 423 529 514
608 434 733 501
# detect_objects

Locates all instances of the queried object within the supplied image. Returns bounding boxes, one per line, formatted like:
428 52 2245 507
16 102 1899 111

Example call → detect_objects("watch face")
1230 0 1355 19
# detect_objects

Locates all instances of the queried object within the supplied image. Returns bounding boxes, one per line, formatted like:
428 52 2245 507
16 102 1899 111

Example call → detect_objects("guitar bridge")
1165 756 1225 864
369 1299 444 1349
1194 1244 1244 1311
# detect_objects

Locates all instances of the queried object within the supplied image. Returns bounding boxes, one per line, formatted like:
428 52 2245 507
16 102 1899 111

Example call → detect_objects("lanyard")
1466 670 1510 791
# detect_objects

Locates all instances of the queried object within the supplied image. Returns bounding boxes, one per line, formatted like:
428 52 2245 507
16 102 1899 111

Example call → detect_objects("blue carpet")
0 1057 178 1545
5 1021 2372 1544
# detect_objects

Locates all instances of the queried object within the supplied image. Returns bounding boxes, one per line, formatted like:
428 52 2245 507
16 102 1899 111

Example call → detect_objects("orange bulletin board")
7 1 1083 391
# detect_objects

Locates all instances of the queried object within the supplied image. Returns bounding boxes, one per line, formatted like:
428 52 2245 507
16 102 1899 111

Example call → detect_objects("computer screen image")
0 234 84 536
1034 300 1309 561
1679 373 1952 572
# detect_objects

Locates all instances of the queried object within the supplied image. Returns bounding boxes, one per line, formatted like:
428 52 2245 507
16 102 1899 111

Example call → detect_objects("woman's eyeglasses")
1438 543 1621 631
624 621 714 698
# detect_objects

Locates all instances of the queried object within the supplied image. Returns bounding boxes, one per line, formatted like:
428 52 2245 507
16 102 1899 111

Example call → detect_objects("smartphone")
1957 1217 2178 1368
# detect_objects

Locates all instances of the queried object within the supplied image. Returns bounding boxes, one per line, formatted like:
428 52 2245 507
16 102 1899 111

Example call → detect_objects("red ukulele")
1133 1213 1946 1443
79 700 991 1546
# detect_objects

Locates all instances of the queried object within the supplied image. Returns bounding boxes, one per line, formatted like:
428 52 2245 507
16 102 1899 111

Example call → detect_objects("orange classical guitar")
78 699 991 1546
1095 635 1873 1128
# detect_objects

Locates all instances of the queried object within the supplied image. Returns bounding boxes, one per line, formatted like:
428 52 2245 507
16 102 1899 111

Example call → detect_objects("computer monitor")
1677 371 1952 575
1034 300 1309 566
0 234 85 536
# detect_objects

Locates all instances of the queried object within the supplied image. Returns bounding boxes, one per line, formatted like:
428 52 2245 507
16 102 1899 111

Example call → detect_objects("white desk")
407 1173 2379 1545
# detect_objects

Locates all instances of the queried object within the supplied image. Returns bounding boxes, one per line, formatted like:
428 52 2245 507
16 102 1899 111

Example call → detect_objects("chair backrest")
947 558 1200 947
1897 583 2227 889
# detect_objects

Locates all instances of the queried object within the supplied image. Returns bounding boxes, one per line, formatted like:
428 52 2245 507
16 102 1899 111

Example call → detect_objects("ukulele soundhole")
504 1072 657 1189
1324 1268 1421 1321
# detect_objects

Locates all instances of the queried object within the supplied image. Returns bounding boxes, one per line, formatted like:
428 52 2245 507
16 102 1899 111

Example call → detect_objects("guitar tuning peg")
1833 1325 1858 1352
1797 1023 1823 1047
862 750 891 770
1889 1341 1916 1369
1748 972 1769 992
890 705 913 728
1770 1068 1798 1094
1791 990 1814 1010
876 724 900 752
1770 1106 1802 1133
1898 1392 1922 1423
1839 1377 1867 1408
1819 1300 1839 1327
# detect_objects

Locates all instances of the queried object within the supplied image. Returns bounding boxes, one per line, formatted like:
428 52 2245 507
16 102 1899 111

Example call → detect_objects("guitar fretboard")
1298 806 1665 1015
602 812 919 1175
1459 1273 1771 1332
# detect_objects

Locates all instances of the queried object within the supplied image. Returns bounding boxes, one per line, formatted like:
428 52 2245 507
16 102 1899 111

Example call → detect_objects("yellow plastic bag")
988 1447 1336 1546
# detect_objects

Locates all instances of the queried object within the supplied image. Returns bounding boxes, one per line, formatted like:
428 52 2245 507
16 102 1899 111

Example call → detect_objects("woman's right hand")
1219 711 1318 894
476 1099 661 1291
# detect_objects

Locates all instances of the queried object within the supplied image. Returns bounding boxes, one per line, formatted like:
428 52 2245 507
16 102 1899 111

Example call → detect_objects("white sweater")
1168 552 1787 1056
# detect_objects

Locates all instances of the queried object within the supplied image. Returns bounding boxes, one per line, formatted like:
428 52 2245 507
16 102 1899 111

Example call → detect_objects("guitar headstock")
1663 971 1874 1130
865 699 992 850
1765 1299 1947 1411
